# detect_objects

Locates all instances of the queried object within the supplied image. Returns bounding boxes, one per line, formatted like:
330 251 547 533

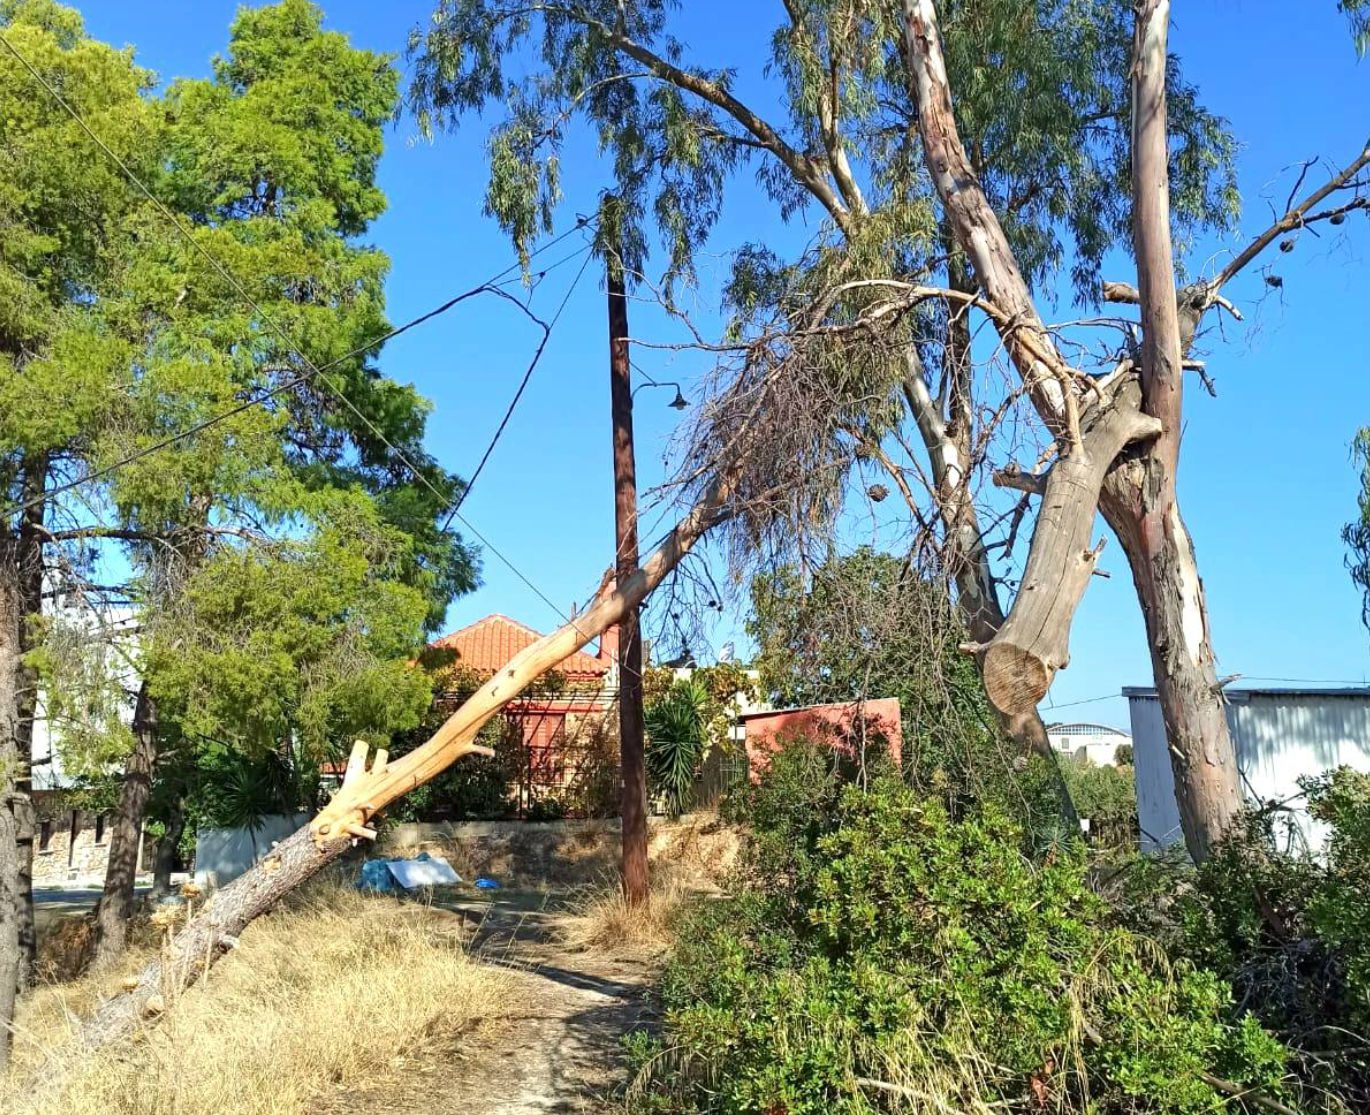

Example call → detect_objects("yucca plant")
645 679 710 817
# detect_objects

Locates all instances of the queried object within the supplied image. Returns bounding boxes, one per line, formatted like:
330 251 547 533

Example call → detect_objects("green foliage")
1173 769 1370 1109
0 0 156 360
1343 0 1370 55
644 661 758 758
748 548 998 789
185 742 312 831
2 2 478 801
1061 756 1137 851
645 678 710 817
146 492 435 761
635 741 1289 1114
24 613 135 775
407 1 1237 299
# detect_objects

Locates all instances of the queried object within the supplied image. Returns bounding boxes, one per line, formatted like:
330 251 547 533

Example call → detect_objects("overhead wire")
443 246 596 527
0 254 588 523
1 26 597 631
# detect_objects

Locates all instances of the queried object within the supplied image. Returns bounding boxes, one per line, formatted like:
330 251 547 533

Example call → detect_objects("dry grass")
4 884 508 1115
558 875 690 957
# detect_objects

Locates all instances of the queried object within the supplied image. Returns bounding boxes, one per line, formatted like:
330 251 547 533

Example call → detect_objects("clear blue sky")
69 0 1370 731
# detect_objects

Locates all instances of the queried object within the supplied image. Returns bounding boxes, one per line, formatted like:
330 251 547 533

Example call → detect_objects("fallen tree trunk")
44 484 729 1080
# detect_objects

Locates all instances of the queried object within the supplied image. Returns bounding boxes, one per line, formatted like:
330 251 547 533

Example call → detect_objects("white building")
1045 721 1131 767
1124 686 1370 854
30 603 139 790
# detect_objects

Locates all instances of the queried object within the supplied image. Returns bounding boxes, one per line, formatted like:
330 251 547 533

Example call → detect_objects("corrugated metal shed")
1124 686 1370 854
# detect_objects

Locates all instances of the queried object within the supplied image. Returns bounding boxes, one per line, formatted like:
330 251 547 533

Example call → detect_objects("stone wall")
380 813 742 890
31 792 156 886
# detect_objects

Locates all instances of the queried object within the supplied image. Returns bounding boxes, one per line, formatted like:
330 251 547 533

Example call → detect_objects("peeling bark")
1100 481 1240 860
1106 0 1242 860
979 381 1161 718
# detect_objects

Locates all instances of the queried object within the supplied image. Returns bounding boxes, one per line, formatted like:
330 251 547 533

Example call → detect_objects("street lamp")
631 378 689 409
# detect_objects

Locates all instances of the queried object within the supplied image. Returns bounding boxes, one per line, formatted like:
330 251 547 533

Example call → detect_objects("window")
38 820 53 854
94 814 106 845
519 712 567 786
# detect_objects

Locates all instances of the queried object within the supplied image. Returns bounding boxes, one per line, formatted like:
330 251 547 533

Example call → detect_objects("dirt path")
314 892 655 1115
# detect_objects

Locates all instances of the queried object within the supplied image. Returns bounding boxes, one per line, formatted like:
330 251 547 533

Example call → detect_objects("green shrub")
1175 767 1370 1110
634 741 1289 1114
1062 756 1138 851
646 678 711 817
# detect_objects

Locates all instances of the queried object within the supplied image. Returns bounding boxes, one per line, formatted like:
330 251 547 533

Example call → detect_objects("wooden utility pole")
607 238 649 906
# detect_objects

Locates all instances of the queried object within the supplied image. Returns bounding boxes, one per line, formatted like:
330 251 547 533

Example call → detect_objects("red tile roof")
431 614 609 678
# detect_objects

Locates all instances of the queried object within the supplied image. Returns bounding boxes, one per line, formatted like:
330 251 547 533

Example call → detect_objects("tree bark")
1099 482 1239 859
35 485 729 1078
979 381 1161 718
151 800 185 899
607 251 649 907
1097 0 1242 860
90 683 158 968
13 457 45 987
900 0 1243 859
0 536 23 1074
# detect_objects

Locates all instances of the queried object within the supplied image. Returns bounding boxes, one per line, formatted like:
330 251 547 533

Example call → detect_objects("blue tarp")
357 851 462 893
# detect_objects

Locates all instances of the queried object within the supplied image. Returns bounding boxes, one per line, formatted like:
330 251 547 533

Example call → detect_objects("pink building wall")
740 698 903 778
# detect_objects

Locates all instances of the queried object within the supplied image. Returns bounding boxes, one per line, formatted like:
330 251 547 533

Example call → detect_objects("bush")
633 741 1289 1114
526 795 566 822
1174 767 1370 1109
646 679 710 817
383 705 518 822
1062 756 1138 851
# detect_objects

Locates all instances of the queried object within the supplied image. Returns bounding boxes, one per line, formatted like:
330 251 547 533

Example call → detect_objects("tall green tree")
82 0 477 968
0 0 478 998
0 0 160 1063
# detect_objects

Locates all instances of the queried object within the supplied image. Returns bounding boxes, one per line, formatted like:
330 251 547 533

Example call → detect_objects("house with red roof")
428 614 622 815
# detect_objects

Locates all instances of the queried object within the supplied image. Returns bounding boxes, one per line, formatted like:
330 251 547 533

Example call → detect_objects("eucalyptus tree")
405 0 1236 826
409 0 1368 862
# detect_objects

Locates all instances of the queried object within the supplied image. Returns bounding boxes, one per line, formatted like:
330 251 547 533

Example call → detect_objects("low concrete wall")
380 814 741 888
195 813 311 889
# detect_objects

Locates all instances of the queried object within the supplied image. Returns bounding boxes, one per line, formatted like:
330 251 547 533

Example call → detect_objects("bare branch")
1207 138 1370 296
992 464 1048 495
